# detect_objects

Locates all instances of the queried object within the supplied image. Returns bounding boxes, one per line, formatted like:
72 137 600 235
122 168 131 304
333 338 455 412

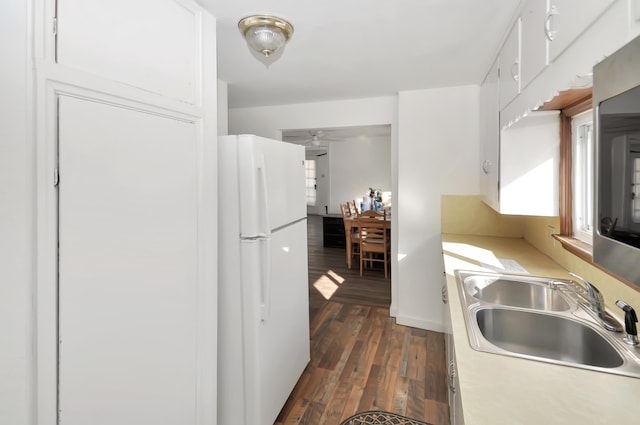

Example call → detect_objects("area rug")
340 411 432 425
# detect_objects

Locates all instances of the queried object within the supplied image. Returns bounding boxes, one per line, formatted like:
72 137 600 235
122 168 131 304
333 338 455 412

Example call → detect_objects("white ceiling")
199 0 522 109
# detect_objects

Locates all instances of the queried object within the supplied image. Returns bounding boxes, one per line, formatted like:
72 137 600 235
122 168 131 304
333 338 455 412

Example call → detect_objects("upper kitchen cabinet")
546 0 616 62
479 59 499 212
631 0 640 38
498 19 521 110
56 0 202 105
520 0 549 89
499 111 560 216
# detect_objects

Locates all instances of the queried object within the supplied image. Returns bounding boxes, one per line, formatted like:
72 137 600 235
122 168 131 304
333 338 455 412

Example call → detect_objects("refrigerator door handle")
260 237 272 322
257 154 272 237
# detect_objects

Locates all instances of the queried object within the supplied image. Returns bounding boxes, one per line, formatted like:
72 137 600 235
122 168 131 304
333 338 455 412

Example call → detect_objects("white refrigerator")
218 134 310 425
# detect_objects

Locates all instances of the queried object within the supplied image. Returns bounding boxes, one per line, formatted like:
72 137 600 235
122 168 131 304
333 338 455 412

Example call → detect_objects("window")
572 110 594 243
304 159 317 206
543 88 593 261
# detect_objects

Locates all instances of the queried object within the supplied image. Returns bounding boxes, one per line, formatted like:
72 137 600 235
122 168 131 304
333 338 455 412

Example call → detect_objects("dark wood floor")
274 215 449 425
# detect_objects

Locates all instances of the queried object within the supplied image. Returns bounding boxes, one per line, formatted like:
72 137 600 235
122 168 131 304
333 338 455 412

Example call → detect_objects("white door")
236 135 306 236
58 96 199 425
240 220 310 425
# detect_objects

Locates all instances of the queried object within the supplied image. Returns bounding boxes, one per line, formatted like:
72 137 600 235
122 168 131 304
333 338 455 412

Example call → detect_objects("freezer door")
240 220 310 425
236 134 306 237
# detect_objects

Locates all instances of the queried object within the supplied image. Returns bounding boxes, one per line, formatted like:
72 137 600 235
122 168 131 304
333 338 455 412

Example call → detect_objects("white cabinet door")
479 59 500 211
631 0 640 39
58 96 199 425
499 19 521 110
56 0 202 104
499 111 560 216
547 0 616 62
521 0 549 89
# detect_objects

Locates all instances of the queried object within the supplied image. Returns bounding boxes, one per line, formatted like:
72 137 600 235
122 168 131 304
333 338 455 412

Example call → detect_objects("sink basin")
454 270 640 378
463 275 571 311
476 308 624 368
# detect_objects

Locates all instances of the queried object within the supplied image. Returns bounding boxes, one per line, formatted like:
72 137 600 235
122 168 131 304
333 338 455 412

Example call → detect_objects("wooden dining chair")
357 210 390 278
350 199 359 216
340 202 359 268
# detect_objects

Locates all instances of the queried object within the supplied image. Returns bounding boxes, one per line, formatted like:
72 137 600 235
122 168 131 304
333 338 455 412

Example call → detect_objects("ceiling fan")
298 130 339 148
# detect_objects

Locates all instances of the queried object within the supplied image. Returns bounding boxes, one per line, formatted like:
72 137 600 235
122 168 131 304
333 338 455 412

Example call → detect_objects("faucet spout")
568 272 623 332
569 272 604 313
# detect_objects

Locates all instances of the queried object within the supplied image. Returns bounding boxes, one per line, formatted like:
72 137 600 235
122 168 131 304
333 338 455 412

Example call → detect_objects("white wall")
329 137 391 215
396 86 480 330
0 1 33 423
229 97 396 139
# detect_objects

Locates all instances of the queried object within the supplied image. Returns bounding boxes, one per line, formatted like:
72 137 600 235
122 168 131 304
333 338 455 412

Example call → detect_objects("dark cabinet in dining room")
322 215 346 248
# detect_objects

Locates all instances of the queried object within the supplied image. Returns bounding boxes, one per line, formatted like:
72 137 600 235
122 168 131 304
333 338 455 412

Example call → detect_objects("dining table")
342 215 391 270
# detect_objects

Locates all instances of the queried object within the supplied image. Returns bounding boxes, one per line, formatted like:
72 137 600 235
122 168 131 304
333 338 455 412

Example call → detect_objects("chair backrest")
357 210 387 248
340 202 350 218
358 209 386 220
350 200 359 216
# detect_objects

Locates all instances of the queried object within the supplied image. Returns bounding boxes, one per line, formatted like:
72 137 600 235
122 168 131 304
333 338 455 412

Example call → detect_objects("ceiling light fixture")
238 14 294 66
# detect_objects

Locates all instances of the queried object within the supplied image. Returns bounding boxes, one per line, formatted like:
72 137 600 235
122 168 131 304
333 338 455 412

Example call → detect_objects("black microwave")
593 35 640 286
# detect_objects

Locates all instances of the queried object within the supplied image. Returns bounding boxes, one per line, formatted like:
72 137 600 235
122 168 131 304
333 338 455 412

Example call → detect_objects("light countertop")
442 233 639 425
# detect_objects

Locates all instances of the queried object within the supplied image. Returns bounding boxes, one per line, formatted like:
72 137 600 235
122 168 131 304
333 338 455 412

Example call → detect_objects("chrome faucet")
569 272 623 332
548 280 569 290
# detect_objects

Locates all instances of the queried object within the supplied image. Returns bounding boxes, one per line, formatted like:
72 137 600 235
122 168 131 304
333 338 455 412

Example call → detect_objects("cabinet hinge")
54 168 60 187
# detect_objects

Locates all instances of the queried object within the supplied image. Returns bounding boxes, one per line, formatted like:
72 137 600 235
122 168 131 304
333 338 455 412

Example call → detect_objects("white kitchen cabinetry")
35 1 218 424
546 0 616 62
57 0 202 105
631 0 640 39
479 101 560 216
442 285 464 425
57 97 201 425
479 59 499 211
520 0 549 89
499 111 560 216
498 19 521 110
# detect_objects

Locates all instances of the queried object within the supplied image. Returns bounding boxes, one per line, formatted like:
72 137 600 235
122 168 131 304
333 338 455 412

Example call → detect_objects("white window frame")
572 110 594 244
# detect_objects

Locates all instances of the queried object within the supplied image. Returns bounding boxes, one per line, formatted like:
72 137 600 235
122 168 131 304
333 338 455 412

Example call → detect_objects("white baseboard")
389 302 398 318
395 315 444 333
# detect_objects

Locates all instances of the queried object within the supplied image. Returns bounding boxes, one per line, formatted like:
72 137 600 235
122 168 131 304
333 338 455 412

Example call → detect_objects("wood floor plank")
318 383 352 424
424 399 450 425
425 331 448 403
391 376 409 415
340 385 365 422
406 379 426 420
357 363 382 411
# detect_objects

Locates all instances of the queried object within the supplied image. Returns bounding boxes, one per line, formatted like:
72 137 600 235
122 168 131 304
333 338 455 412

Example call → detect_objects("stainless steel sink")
454 270 640 378
463 275 571 311
476 307 623 369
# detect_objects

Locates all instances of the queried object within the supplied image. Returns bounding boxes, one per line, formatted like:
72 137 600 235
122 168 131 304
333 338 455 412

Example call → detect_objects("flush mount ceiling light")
238 14 294 65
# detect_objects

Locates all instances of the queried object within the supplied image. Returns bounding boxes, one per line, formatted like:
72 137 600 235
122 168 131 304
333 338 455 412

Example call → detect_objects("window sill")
552 234 639 289
552 235 593 263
